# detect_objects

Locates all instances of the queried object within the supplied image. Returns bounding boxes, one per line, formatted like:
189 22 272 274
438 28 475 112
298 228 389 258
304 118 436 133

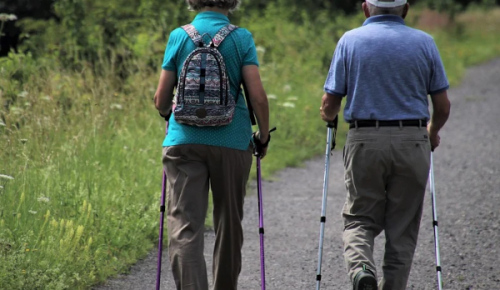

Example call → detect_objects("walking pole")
156 121 169 290
429 153 443 290
256 154 266 290
254 128 276 290
315 116 338 290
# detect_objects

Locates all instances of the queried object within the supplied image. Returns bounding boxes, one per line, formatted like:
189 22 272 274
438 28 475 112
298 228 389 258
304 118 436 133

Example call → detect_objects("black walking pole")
315 116 338 290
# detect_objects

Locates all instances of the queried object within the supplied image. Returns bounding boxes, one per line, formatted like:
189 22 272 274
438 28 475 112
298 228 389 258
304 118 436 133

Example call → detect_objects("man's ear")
362 2 370 18
402 3 410 19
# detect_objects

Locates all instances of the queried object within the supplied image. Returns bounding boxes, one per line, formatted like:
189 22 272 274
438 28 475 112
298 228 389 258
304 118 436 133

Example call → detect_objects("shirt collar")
363 15 406 26
194 11 230 23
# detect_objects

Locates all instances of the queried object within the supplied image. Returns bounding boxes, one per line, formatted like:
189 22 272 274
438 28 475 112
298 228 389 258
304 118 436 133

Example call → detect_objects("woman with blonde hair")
154 0 270 289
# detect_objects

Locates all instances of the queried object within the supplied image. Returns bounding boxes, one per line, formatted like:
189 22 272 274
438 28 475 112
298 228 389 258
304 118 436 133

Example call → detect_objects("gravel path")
94 59 500 290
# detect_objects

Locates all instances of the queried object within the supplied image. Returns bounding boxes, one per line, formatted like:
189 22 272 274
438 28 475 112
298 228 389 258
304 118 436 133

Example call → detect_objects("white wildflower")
110 104 123 110
18 91 28 98
0 14 16 22
0 174 14 180
256 46 266 53
37 196 50 203
29 210 37 215
287 96 298 101
283 84 292 92
268 94 278 100
280 102 296 108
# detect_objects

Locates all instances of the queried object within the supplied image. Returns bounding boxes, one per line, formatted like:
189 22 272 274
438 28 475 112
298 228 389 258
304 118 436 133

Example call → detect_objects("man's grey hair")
367 2 406 16
186 0 240 12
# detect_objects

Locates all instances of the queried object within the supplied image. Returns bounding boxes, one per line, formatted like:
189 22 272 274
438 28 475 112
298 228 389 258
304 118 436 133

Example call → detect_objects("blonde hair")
186 0 241 12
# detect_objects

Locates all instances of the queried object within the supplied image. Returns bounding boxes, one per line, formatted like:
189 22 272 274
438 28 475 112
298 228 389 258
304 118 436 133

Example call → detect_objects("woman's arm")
154 70 177 116
242 65 270 143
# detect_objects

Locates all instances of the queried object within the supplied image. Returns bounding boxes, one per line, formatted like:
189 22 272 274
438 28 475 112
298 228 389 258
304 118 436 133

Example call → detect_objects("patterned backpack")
174 24 239 127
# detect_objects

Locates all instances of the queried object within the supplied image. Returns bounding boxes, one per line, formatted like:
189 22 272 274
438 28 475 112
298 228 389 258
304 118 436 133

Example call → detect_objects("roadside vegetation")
0 1 499 289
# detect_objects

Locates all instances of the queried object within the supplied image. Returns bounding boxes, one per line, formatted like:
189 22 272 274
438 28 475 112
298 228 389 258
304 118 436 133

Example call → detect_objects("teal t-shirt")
162 11 259 151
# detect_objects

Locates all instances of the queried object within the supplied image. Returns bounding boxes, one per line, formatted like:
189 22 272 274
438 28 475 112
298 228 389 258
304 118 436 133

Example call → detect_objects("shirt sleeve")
242 31 259 67
162 29 180 71
428 40 449 94
324 37 347 97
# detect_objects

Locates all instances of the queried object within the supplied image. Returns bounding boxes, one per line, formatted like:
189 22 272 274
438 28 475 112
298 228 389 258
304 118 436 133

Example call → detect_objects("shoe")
353 265 378 290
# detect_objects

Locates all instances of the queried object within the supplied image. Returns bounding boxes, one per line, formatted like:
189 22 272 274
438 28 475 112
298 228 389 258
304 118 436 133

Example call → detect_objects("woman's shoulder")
233 26 253 38
169 27 188 39
229 27 255 47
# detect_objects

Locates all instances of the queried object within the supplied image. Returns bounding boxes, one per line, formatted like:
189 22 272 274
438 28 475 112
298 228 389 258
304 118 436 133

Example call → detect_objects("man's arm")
154 70 177 116
322 36 346 123
428 90 451 150
320 93 343 122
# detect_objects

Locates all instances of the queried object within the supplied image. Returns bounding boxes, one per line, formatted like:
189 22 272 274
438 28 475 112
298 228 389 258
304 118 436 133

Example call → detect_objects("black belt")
349 119 427 129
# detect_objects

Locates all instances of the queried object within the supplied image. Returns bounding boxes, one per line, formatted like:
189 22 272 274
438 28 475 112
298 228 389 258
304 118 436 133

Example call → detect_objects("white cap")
366 0 407 8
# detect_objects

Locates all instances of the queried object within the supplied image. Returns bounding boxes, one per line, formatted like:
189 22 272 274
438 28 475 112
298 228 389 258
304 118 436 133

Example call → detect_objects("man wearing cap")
319 0 451 289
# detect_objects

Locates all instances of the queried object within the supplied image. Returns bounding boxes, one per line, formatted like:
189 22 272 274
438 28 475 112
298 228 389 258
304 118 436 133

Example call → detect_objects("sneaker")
353 265 378 290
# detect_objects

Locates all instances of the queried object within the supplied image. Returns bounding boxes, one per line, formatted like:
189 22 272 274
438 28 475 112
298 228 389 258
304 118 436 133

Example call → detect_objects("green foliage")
20 0 190 69
1 54 163 289
1 2 500 289
422 0 499 20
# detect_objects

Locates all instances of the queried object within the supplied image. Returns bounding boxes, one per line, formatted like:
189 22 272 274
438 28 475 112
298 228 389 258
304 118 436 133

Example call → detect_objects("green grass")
1 7 500 290
419 9 500 87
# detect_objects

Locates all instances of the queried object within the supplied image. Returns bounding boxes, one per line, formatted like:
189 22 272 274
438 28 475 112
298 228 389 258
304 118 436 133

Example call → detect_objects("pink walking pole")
156 121 168 290
253 127 276 290
256 156 266 290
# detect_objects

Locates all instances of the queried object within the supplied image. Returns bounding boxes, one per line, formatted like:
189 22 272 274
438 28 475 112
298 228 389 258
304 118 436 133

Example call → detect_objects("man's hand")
320 106 334 122
428 90 451 151
320 93 342 122
428 123 440 151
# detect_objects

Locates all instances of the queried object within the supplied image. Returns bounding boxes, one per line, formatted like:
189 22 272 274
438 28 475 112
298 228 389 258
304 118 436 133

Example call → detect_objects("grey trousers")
163 144 253 290
342 126 431 290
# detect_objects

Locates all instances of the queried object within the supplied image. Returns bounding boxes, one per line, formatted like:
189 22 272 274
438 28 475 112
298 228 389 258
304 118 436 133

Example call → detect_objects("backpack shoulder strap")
210 24 238 48
182 24 203 47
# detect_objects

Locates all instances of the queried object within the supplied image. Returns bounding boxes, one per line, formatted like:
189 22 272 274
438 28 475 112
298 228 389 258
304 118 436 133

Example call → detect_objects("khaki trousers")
342 126 431 290
163 144 253 290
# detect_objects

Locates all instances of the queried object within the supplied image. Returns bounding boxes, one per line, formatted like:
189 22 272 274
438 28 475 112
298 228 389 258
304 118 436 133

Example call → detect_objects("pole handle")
327 116 338 129
253 127 277 157
327 116 339 151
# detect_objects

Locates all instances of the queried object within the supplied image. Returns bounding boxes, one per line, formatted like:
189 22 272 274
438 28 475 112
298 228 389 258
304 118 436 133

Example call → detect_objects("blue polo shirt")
162 12 259 150
324 15 449 122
